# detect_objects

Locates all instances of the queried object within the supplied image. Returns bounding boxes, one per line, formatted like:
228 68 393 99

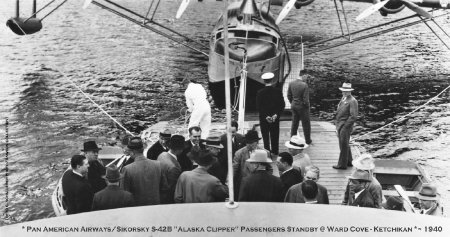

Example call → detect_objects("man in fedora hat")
343 169 377 208
415 183 444 216
285 165 329 204
333 81 358 170
256 72 285 155
203 136 227 184
238 150 284 202
287 71 312 144
343 154 382 208
381 196 404 211
82 140 106 193
158 135 185 204
174 150 228 203
91 165 134 211
147 129 171 160
233 130 270 199
285 135 311 176
184 78 211 139
62 155 93 215
121 137 168 206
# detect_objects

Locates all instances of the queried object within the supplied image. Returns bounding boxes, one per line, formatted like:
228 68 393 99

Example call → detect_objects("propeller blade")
275 0 297 25
82 0 93 9
176 0 191 19
400 0 432 19
355 0 390 22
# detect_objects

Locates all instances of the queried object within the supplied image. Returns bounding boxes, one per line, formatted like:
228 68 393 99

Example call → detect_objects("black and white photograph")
1 0 450 236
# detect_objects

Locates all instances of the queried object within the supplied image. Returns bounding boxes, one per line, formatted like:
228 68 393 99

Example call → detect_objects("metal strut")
92 0 209 57
421 16 450 51
305 11 450 55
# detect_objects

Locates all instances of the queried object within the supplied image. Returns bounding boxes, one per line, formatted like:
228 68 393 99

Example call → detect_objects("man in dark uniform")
62 155 93 215
82 141 106 193
256 72 285 155
333 82 358 170
147 129 171 160
91 165 134 211
287 72 312 144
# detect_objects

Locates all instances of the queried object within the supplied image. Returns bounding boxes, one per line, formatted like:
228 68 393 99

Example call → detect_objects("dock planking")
147 119 354 205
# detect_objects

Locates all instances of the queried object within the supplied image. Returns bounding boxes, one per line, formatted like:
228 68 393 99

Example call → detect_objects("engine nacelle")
294 0 315 9
373 0 406 16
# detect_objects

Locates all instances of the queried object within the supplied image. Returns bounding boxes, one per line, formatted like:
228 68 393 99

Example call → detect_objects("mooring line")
58 71 135 136
352 84 450 141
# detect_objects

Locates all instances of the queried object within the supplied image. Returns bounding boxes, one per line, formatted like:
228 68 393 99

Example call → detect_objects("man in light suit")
333 82 358 170
287 73 312 144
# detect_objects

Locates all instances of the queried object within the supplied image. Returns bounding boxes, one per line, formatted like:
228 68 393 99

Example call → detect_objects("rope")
352 84 450 141
57 70 135 136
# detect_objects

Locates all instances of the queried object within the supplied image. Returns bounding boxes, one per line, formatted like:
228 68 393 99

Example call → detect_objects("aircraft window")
230 30 246 38
247 31 277 44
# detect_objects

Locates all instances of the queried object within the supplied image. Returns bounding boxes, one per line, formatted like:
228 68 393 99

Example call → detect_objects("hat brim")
339 88 354 91
203 143 224 149
415 192 440 201
346 175 372 182
247 158 273 163
104 174 123 182
285 141 308 149
352 160 375 170
245 138 261 143
81 148 102 152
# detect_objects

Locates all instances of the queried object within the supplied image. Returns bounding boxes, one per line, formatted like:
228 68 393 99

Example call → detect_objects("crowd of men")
61 73 443 217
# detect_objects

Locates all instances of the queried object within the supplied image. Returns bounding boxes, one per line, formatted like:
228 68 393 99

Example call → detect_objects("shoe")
347 163 353 167
332 165 347 170
306 140 312 145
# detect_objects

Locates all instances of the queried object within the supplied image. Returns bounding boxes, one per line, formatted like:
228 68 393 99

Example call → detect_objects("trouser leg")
270 119 280 155
290 109 300 137
300 108 312 144
337 125 353 168
199 109 211 139
259 118 271 151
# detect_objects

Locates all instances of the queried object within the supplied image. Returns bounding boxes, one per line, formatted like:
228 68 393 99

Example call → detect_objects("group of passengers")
61 121 443 217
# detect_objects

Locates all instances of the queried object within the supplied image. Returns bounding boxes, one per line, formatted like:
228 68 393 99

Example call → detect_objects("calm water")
0 0 449 224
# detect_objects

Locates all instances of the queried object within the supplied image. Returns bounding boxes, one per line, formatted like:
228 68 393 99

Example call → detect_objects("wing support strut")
91 0 209 57
304 11 450 55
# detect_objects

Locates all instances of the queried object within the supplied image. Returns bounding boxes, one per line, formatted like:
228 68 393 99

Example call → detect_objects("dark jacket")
256 86 285 119
158 152 182 204
287 79 310 109
280 168 303 196
87 160 107 194
91 185 134 211
147 141 167 160
178 141 205 172
238 170 284 202
220 133 245 157
62 170 94 215
284 182 330 204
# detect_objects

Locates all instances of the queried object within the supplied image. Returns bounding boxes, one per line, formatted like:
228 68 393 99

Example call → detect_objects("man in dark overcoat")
333 82 358 170
82 140 106 193
276 152 303 197
238 150 284 202
178 126 205 172
256 72 285 155
92 165 134 211
62 155 93 215
146 129 171 160
220 120 245 157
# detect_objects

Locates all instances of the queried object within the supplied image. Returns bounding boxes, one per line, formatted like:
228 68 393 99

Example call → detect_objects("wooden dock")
146 119 353 205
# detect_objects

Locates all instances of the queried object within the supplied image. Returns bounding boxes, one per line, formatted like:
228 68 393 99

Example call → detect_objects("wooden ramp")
146 120 352 205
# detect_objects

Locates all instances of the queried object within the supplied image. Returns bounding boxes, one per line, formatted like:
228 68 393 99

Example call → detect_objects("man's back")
121 157 163 206
92 186 134 211
287 80 309 108
238 170 284 202
256 86 285 118
158 152 182 204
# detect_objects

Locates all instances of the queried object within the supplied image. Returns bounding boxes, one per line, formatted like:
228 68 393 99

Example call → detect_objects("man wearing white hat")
285 135 311 176
333 82 358 170
256 72 285 155
238 150 284 202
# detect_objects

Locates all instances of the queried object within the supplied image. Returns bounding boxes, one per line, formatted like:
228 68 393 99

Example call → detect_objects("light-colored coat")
121 156 167 206
158 151 182 204
174 167 228 203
